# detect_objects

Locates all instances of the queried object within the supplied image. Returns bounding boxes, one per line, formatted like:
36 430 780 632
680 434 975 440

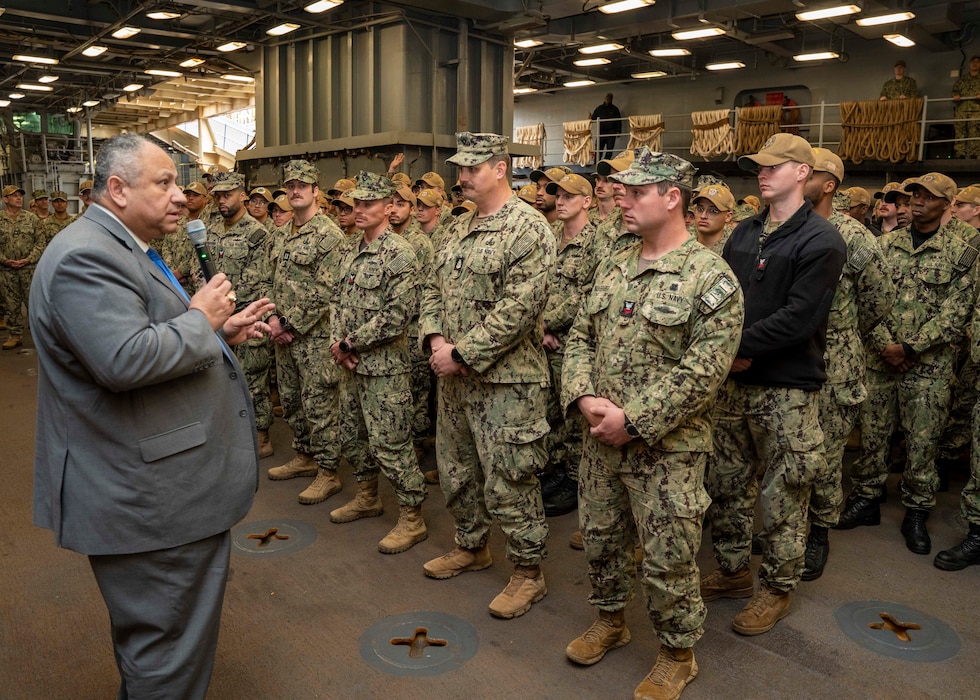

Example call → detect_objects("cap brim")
447 153 492 166
738 153 788 171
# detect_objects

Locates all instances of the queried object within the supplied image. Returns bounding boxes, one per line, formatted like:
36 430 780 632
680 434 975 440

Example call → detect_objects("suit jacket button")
239 410 248 418
230 372 238 379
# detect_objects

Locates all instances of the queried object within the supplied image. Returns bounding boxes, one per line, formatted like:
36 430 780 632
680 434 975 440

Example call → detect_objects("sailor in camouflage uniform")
562 148 743 700
265 160 347 505
41 191 76 243
879 59 918 100
420 132 555 620
800 149 894 581
837 173 979 556
953 56 980 158
587 151 639 270
0 184 44 350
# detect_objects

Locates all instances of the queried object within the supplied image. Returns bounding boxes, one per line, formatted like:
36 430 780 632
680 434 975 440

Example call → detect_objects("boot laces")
647 648 680 685
745 589 779 615
583 617 615 644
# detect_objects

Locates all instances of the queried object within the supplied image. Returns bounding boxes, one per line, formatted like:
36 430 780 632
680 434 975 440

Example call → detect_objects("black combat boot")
801 526 829 581
900 508 931 555
934 524 980 570
833 494 881 530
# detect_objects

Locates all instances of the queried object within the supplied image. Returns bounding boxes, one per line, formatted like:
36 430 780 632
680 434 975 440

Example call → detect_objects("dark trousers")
597 134 617 162
89 531 232 700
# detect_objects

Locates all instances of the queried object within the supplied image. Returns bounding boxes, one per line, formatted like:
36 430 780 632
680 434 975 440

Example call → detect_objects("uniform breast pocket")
637 301 691 360
916 262 952 288
289 247 316 266
464 255 503 303
353 269 383 310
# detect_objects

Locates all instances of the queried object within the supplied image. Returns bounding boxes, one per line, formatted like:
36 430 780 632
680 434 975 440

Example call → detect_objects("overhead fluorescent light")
514 39 543 48
856 12 915 27
579 42 624 54
631 70 667 78
82 99 100 107
9 93 25 99
111 26 142 39
145 69 182 77
884 33 915 47
794 51 840 62
221 74 255 83
217 41 247 52
672 27 726 41
574 57 612 66
82 45 107 57
564 79 596 87
649 47 691 57
0 100 11 107
17 83 53 91
267 22 300 36
122 83 143 92
13 54 59 65
146 11 182 20
67 106 83 113
179 57 205 68
38 75 59 83
599 0 655 14
705 60 745 71
305 0 343 12
513 87 537 94
795 5 860 21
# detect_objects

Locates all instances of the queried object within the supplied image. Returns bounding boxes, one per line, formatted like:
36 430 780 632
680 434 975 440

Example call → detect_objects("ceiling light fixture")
13 54 59 65
111 26 142 39
82 46 108 57
217 41 247 52
179 57 205 68
9 93 25 99
267 22 301 36
564 79 596 87
884 33 915 47
599 0 655 14
631 70 667 78
221 74 255 83
514 39 543 48
671 27 726 41
794 51 840 61
67 106 83 113
649 47 691 57
145 69 183 77
38 75 59 83
82 99 100 107
0 100 11 107
795 5 860 22
122 83 143 92
855 12 915 26
575 57 612 66
17 83 53 92
579 42 624 54
705 60 745 71
305 0 343 12
146 11 182 20
513 86 537 94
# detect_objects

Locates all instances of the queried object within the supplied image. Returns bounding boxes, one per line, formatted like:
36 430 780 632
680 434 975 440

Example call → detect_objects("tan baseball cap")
249 186 274 202
874 182 903 199
545 173 593 198
738 194 761 211
955 185 980 205
517 183 537 204
79 179 94 193
2 185 25 197
738 133 816 171
328 178 355 196
270 194 294 212
845 187 871 207
390 172 412 187
452 200 478 216
883 177 918 203
416 188 442 208
416 172 445 190
331 189 354 209
529 165 572 184
694 184 736 212
596 149 635 176
394 185 417 207
183 181 208 196
811 148 844 183
904 172 957 202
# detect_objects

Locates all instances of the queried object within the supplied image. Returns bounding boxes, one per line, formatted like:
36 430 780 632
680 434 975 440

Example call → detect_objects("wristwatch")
623 417 640 438
339 339 353 354
278 315 292 331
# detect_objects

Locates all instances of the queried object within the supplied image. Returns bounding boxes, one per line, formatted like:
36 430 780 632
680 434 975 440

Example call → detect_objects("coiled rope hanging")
690 109 734 158
734 105 783 155
838 98 923 164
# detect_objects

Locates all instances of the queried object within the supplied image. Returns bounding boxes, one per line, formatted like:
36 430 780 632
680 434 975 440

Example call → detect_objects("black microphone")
186 219 217 281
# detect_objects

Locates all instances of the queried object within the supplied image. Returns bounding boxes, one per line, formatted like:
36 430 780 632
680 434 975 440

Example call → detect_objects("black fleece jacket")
722 201 847 391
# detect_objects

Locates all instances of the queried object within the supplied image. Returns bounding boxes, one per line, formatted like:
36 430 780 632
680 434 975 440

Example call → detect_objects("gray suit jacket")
30 204 258 555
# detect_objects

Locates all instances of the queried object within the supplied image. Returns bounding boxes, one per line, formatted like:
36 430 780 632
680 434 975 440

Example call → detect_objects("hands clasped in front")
577 395 633 447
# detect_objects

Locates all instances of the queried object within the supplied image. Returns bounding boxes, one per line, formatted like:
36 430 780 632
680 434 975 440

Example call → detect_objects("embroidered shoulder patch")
700 275 737 311
386 250 414 275
511 232 536 261
848 245 873 271
956 245 979 272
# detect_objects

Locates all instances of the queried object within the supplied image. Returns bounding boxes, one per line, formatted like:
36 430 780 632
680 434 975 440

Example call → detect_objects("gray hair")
92 133 151 202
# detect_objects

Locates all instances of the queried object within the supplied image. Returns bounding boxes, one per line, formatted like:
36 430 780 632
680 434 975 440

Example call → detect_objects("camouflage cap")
283 159 319 185
905 172 957 202
79 179 93 193
331 189 354 209
446 131 509 166
738 133 816 171
596 149 635 176
517 183 537 204
416 171 445 190
883 177 917 203
608 147 697 188
694 174 728 192
874 181 903 199
328 178 355 196
811 147 844 182
2 185 25 196
183 181 207 196
249 186 274 202
394 185 417 207
693 184 736 212
955 185 980 206
731 203 757 222
545 173 593 198
416 188 443 207
50 190 68 201
349 170 395 201
529 165 572 184
845 186 871 207
390 172 412 187
270 193 294 212
452 200 478 216
833 190 851 210
33 189 49 199
211 171 246 192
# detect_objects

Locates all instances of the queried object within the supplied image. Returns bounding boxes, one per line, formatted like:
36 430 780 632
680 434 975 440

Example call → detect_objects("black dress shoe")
538 468 566 500
833 495 881 530
543 476 578 517
801 526 829 581
934 525 980 570
901 508 931 555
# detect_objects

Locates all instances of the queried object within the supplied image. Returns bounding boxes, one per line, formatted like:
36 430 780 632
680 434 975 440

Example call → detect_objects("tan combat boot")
423 545 492 579
633 645 698 700
298 468 342 505
329 478 383 523
377 505 427 554
488 564 547 619
699 566 754 602
569 530 584 550
566 609 631 665
731 586 790 636
2 335 22 350
256 429 273 459
267 453 317 480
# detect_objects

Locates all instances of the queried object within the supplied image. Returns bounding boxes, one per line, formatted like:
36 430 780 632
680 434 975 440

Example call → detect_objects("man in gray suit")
30 133 274 699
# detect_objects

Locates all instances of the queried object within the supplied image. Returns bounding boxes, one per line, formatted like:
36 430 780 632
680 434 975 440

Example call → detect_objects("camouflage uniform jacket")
270 211 345 337
867 219 978 376
155 218 197 290
880 77 918 100
0 209 44 263
402 220 434 318
420 195 555 383
952 73 980 102
428 221 452 254
437 205 454 230
587 207 641 278
825 212 895 402
562 236 744 452
543 220 599 342
207 212 273 312
42 214 76 243
335 228 418 376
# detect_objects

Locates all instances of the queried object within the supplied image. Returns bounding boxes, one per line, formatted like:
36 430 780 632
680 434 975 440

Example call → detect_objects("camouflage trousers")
235 338 273 431
340 370 426 507
959 397 980 525
580 438 707 649
544 348 583 478
275 334 341 471
954 101 980 158
938 353 977 461
706 381 824 593
435 376 550 566
850 367 952 509
808 385 861 529
0 267 32 335
409 330 434 442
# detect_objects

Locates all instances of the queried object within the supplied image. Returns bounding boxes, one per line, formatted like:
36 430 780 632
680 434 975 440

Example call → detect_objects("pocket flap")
498 418 550 445
139 422 206 463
